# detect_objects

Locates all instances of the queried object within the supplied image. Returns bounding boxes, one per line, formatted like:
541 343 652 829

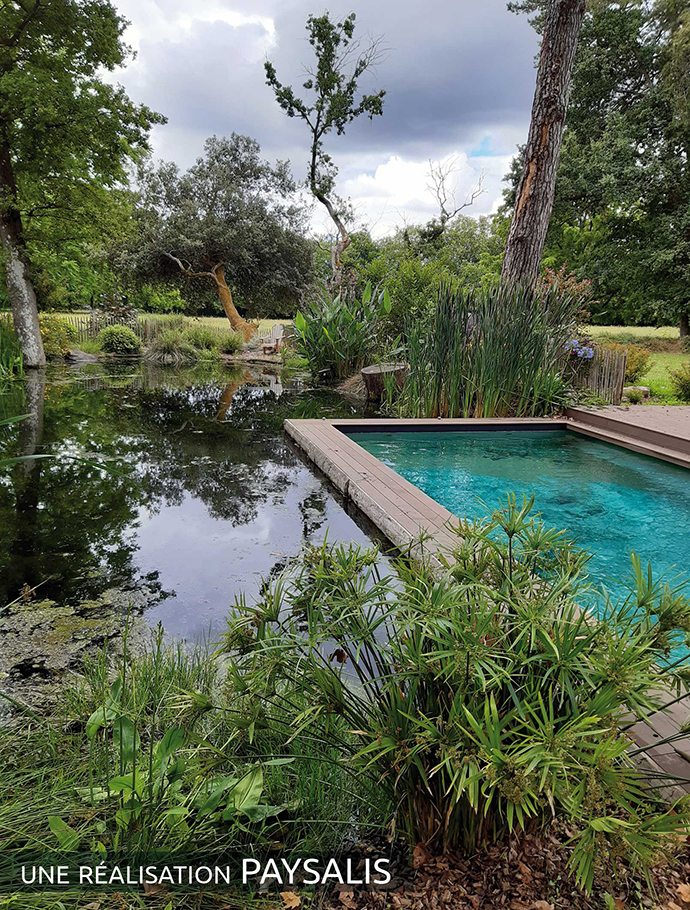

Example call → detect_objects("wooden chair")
261 323 285 355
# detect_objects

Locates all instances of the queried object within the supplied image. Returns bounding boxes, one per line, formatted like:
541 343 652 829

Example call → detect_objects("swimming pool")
348 428 690 593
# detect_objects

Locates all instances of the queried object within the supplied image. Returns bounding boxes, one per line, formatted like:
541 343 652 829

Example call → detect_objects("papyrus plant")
222 497 690 892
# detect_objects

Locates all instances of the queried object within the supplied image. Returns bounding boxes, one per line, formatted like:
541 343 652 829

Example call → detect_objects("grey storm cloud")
112 0 539 228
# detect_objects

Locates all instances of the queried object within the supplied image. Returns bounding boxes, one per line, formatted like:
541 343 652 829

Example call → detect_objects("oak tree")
131 135 313 338
0 0 163 366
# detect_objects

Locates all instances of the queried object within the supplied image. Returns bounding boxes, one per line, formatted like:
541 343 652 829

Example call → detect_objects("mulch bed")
318 829 690 910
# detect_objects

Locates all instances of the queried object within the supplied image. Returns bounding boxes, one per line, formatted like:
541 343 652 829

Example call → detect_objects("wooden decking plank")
307 424 456 529
316 426 456 524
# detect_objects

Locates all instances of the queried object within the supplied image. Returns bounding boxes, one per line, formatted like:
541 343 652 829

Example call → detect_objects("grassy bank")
57 313 290 338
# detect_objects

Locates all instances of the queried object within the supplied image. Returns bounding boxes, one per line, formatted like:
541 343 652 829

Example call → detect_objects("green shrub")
184 324 221 351
294 284 391 383
606 342 652 383
96 324 142 356
223 497 690 892
394 282 577 418
39 312 74 358
670 361 690 401
627 388 643 404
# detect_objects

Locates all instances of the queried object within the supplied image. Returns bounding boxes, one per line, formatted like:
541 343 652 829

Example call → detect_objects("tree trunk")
314 190 350 289
215 370 252 420
681 311 689 338
0 141 45 368
213 265 257 342
7 376 45 599
501 0 587 290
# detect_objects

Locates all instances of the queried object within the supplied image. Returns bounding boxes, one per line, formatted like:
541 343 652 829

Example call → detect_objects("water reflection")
0 362 380 642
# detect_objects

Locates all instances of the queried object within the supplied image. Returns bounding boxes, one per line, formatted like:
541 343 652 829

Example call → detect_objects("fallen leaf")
615 900 626 910
82 904 101 910
339 892 357 909
532 902 554 910
280 893 300 909
678 885 690 904
142 882 166 895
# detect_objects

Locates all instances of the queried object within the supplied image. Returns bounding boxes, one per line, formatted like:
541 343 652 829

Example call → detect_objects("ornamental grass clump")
393 282 578 418
222 497 690 892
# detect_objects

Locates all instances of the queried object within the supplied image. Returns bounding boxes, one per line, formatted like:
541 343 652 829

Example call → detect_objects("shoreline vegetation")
3 500 690 908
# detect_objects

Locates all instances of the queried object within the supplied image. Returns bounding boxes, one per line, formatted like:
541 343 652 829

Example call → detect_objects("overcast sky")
110 0 539 237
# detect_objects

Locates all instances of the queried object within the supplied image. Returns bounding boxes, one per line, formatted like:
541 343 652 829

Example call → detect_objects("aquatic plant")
216 328 244 355
222 497 690 892
294 283 391 383
391 282 578 418
145 328 197 363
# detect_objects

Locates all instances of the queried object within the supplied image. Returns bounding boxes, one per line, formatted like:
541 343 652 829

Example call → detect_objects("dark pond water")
0 362 384 643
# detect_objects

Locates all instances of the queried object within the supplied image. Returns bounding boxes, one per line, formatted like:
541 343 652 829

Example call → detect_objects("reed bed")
393 282 579 418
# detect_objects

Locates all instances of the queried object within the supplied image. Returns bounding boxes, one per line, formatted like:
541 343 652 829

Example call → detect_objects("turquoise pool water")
348 429 690 594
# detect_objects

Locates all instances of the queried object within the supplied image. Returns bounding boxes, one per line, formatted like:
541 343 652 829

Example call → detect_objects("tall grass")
392 282 578 418
0 318 23 380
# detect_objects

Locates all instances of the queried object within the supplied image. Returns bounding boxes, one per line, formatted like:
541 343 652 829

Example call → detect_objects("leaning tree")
265 12 386 287
132 135 313 340
501 0 587 289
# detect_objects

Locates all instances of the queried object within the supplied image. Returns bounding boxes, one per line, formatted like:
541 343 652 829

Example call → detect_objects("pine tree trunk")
213 266 257 342
0 142 45 368
501 0 587 290
680 312 689 338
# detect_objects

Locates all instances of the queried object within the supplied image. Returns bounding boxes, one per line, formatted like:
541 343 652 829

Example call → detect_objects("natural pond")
0 363 384 696
350 428 690 596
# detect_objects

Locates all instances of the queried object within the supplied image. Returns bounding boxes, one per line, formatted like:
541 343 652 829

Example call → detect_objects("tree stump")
361 363 408 401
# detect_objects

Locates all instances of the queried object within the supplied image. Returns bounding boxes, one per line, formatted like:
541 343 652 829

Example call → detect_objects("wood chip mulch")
318 830 690 910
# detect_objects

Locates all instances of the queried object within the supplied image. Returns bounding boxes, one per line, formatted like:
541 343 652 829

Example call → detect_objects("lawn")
137 314 291 336
587 324 680 340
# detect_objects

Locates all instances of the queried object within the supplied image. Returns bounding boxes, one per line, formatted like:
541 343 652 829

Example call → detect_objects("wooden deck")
284 416 690 795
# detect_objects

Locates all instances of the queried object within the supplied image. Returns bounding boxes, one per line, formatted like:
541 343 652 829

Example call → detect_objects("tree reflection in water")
0 362 379 641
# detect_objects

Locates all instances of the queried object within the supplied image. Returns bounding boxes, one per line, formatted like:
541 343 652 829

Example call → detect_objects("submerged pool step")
567 419 690 470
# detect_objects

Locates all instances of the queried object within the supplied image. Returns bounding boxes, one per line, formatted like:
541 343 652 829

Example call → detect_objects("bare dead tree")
426 156 487 228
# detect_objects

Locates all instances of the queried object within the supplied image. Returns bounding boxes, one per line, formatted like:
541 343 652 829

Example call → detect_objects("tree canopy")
127 135 314 333
0 0 163 363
